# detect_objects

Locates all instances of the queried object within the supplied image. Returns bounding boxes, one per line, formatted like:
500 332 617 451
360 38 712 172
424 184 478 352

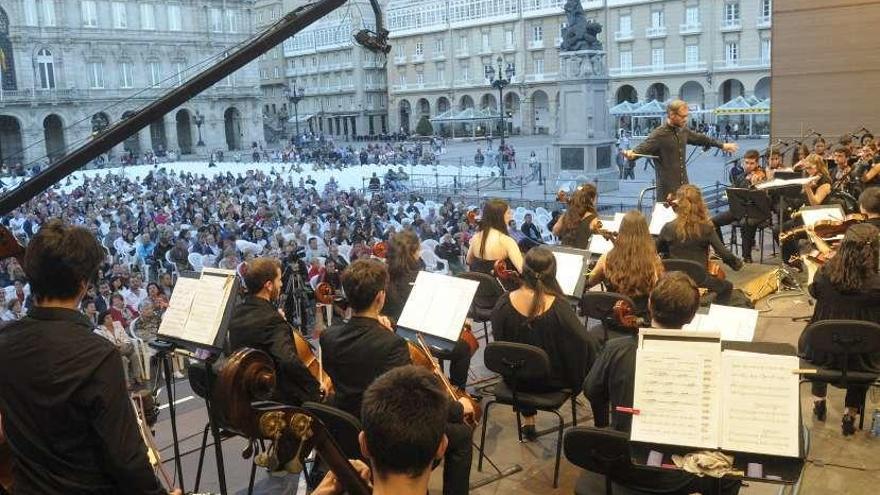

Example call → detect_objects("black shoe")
813 400 827 421
743 257 753 264
520 424 538 442
842 414 856 436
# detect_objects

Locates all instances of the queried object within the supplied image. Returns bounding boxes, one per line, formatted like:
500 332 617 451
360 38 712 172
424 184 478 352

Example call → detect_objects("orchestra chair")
799 320 880 430
580 291 636 344
456 271 505 346
563 426 652 495
661 259 707 286
728 218 776 264
479 342 576 488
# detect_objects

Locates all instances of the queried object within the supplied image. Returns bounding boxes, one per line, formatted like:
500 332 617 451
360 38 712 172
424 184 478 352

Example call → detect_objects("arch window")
36 48 55 89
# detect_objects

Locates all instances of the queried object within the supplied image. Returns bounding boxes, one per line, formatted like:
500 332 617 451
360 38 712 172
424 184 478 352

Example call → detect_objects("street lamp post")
485 56 515 189
193 111 205 147
284 82 305 143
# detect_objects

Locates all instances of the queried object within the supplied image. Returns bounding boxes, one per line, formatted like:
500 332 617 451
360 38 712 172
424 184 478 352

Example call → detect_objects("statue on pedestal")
560 0 603 52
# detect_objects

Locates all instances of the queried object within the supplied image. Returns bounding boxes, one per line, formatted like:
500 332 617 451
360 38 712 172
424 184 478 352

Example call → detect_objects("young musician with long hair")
490 247 599 440
803 223 880 435
656 185 743 304
780 153 834 264
466 199 524 274
384 230 473 389
586 211 664 317
552 184 600 249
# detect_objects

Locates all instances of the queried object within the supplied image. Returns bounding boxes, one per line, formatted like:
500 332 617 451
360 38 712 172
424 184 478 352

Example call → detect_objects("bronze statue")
560 0 603 52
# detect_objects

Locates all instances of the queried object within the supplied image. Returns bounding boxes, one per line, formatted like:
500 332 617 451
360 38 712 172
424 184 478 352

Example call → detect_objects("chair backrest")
302 401 364 461
580 291 635 322
661 259 707 285
188 253 204 272
802 320 880 360
455 271 504 311
484 342 552 383
563 426 631 478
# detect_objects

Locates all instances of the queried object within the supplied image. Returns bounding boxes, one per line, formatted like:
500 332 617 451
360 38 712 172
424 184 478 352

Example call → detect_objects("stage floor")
150 254 879 494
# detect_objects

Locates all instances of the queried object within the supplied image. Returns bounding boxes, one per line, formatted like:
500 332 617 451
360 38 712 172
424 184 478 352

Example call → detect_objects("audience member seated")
95 310 144 388
491 247 599 440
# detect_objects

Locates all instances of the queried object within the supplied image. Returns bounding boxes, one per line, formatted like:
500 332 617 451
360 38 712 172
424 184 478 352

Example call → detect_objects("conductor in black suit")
623 100 738 201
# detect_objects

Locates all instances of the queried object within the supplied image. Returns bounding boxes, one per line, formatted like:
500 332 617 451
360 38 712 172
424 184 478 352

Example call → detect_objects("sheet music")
684 304 758 342
799 205 844 227
754 177 813 190
183 272 233 346
631 339 721 449
397 271 478 342
587 213 624 255
551 251 585 296
157 277 200 340
720 351 800 457
649 203 677 236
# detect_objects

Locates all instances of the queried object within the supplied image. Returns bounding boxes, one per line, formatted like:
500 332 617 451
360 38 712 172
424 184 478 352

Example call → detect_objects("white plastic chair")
127 318 154 381
188 253 204 272
535 207 550 218
421 239 439 252
421 249 449 274
201 254 217 268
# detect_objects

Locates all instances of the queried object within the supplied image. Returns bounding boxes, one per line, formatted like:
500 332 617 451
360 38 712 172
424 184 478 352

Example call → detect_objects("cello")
412 334 483 428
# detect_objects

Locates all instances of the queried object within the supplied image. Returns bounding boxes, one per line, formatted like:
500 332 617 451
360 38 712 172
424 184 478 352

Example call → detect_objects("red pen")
615 406 641 415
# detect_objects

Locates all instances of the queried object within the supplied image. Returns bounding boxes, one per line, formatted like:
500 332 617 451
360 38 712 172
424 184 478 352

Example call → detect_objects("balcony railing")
527 39 544 50
757 15 771 29
721 19 742 31
715 57 771 70
394 55 407 65
609 61 707 77
524 72 557 83
646 26 667 38
455 50 469 58
432 52 446 60
503 43 516 52
679 22 702 34
411 53 425 63
614 30 634 41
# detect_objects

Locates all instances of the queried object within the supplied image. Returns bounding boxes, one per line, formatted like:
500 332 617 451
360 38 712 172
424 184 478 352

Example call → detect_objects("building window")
437 64 445 82
434 38 444 55
225 10 238 33
761 0 772 18
120 62 134 88
140 4 156 30
416 72 424 85
760 38 771 63
460 63 469 81
651 11 664 29
398 73 406 86
534 57 544 75
149 61 161 86
458 35 468 53
415 42 423 56
725 2 740 22
42 0 56 26
619 50 632 71
36 48 55 89
685 6 699 26
168 5 182 31
23 0 38 26
175 62 186 86
112 2 127 29
685 45 699 66
82 1 98 27
651 48 664 70
88 62 104 88
481 32 490 52
725 41 739 64
504 29 514 48
210 8 223 32
618 14 631 34
532 25 543 42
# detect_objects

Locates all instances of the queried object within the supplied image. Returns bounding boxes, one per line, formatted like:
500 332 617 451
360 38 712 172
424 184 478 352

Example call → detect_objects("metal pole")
294 99 300 138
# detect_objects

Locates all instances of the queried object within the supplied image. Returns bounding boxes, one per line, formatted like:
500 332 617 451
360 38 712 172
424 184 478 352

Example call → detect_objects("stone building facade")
384 0 771 136
0 0 262 169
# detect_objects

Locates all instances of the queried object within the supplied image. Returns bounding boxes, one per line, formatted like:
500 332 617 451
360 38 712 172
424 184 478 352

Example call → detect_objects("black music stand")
727 188 772 258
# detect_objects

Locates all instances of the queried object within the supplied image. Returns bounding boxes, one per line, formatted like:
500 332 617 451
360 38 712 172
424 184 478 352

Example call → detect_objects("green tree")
415 116 433 136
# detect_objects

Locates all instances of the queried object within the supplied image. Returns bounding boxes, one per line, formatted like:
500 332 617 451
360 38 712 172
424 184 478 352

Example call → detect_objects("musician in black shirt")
552 184 599 249
710 149 768 263
0 221 173 495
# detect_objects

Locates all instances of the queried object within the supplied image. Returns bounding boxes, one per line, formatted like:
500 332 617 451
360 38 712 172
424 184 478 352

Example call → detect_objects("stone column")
165 113 179 154
520 97 534 135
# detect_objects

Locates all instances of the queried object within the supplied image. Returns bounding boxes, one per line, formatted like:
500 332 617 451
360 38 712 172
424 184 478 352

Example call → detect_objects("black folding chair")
799 320 880 429
457 271 504 345
580 291 637 343
479 342 576 488
661 258 707 285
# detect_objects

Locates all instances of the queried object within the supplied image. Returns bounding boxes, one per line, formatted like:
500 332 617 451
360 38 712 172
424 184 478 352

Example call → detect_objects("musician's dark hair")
768 146 782 158
606 211 663 297
832 145 849 156
791 143 810 166
823 223 879 292
521 247 565 323
649 272 700 329
559 184 598 246
361 366 448 478
813 136 826 147
342 259 388 312
242 257 281 294
860 188 880 215
743 149 760 161
477 199 510 258
24 220 104 303
387 230 421 281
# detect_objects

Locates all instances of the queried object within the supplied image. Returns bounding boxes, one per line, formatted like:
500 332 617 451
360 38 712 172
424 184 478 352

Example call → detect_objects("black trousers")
704 274 734 305
811 382 868 409
434 338 472 390
443 421 474 495
712 210 763 259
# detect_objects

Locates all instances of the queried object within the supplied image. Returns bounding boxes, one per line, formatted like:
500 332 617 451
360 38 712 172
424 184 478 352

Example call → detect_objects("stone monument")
551 0 619 193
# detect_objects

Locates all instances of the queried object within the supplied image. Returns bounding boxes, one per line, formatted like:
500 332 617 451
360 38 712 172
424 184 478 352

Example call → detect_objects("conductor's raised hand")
722 142 739 154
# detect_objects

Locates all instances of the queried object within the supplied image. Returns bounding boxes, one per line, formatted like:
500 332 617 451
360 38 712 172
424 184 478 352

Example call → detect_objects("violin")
460 322 479 357
591 220 617 243
371 241 387 259
612 300 640 328
707 260 726 281
413 334 482 428
779 213 867 242
466 209 479 227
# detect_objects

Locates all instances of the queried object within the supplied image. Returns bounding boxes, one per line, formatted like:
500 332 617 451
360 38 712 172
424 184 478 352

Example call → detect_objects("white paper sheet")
157 269 236 347
551 251 586 296
397 271 479 342
754 177 813 190
587 213 624 255
719 351 800 457
799 205 844 227
631 338 721 449
684 304 758 342
157 277 200 340
649 203 677 236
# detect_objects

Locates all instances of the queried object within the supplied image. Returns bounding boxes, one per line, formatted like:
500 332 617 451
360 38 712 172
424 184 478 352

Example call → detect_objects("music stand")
726 188 772 259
